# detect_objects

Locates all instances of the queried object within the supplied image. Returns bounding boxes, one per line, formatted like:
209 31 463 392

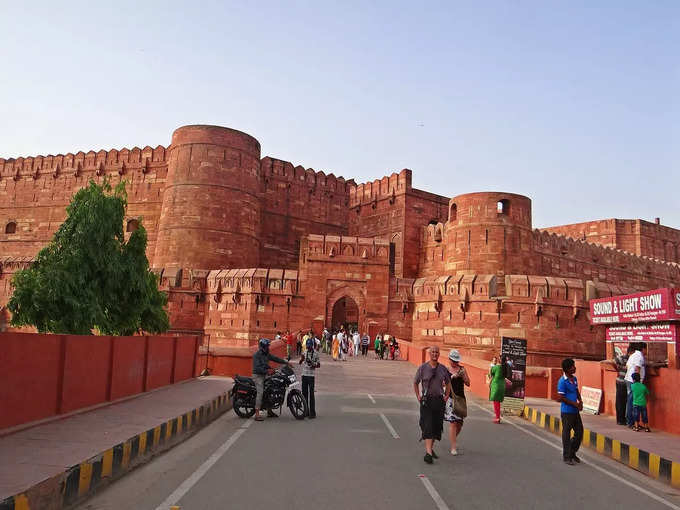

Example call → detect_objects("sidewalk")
522 397 680 486
0 376 233 509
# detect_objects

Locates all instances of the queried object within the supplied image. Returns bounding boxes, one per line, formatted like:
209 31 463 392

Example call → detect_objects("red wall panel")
0 333 62 429
110 336 146 400
146 336 174 390
173 336 197 382
60 336 111 413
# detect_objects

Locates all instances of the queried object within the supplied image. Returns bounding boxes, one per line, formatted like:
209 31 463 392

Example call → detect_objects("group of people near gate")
326 327 401 361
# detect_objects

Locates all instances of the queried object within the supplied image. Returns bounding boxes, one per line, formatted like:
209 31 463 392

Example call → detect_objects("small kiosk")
589 288 680 368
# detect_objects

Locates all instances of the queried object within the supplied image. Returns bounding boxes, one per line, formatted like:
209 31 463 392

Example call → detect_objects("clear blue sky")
1 1 678 228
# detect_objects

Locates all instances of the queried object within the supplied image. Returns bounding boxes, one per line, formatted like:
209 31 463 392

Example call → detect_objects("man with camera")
299 337 321 418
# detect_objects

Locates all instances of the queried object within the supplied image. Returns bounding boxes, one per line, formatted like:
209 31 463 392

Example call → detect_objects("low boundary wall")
0 333 199 431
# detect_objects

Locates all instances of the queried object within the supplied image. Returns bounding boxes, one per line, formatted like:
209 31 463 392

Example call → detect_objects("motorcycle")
231 364 308 420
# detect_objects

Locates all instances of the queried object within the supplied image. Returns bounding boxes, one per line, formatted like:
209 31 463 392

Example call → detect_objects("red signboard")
590 288 680 325
605 323 678 343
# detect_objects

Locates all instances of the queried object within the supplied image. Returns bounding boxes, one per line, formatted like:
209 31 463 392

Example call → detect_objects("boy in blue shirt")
631 372 651 432
557 358 583 465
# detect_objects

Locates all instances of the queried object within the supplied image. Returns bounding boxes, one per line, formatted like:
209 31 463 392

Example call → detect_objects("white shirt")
625 350 645 382
353 333 360 345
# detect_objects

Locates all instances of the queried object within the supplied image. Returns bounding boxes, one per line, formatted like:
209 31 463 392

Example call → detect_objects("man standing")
284 329 296 360
252 338 289 422
352 330 361 357
322 327 331 354
413 346 451 464
625 342 647 428
557 358 583 465
299 337 320 418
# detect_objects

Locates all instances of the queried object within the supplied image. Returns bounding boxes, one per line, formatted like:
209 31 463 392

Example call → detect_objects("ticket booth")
589 288 680 368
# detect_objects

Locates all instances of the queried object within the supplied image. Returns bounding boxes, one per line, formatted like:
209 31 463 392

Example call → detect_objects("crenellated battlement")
0 145 168 181
206 268 299 296
348 168 412 207
303 234 390 262
532 228 680 282
260 156 355 192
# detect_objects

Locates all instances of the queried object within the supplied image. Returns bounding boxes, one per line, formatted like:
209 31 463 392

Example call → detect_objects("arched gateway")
331 296 359 332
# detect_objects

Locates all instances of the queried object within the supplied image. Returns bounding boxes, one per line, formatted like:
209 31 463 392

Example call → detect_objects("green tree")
8 179 170 335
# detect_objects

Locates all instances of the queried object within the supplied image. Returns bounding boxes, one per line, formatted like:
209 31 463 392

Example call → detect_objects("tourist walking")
374 333 382 359
299 337 320 418
557 358 583 465
331 331 339 361
339 330 349 361
445 349 470 455
322 327 331 354
352 330 361 357
379 334 386 360
488 354 505 423
296 331 303 356
413 346 451 464
361 332 370 356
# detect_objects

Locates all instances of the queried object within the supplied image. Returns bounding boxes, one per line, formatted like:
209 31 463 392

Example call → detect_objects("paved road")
78 355 680 510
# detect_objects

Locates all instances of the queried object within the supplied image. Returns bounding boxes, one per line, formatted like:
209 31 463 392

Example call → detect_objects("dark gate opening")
331 297 359 332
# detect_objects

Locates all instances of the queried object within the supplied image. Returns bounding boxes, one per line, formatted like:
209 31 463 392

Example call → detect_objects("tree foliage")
8 179 170 335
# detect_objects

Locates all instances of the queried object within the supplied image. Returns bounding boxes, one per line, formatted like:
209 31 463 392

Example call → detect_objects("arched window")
497 199 509 215
449 203 457 222
5 222 16 234
126 219 139 232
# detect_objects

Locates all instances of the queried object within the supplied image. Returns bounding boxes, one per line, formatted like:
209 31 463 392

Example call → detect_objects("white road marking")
380 412 400 439
418 474 451 510
469 402 680 510
153 419 253 510
367 393 376 404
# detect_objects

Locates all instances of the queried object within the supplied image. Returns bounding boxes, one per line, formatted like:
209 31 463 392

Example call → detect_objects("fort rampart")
2 124 679 368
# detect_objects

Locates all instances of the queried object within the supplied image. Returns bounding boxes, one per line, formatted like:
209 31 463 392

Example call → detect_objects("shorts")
419 395 445 440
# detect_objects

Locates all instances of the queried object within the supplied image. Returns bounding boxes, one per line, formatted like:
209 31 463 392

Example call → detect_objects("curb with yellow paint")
0 392 231 510
521 405 679 488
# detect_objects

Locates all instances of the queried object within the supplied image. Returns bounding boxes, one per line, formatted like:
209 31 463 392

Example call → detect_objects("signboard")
581 386 602 415
606 322 678 343
590 288 680 325
500 337 527 416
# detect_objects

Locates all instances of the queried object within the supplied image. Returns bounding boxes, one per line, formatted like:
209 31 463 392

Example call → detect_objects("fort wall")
542 219 680 263
0 146 168 262
259 157 353 269
347 169 448 278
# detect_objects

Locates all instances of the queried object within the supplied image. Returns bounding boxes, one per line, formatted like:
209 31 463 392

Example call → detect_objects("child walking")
631 372 651 432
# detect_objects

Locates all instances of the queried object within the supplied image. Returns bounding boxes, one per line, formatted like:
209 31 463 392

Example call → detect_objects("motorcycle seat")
235 375 254 385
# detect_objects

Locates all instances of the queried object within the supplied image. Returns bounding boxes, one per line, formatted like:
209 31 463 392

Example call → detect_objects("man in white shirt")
352 331 361 357
624 342 647 427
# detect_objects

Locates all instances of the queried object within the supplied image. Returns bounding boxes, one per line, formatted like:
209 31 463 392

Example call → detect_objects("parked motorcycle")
231 364 307 420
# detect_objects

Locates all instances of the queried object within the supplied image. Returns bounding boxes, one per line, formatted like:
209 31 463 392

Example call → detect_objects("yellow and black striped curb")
0 392 231 510
521 406 680 487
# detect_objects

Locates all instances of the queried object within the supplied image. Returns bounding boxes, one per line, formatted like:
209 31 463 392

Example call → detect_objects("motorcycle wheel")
287 389 308 420
233 397 256 418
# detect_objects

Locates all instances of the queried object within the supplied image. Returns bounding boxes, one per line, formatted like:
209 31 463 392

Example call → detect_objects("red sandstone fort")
2 124 679 367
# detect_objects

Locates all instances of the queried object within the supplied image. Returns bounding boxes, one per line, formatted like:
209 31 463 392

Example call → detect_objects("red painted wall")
0 333 62 428
110 336 146 400
145 336 175 390
0 333 198 431
61 335 111 413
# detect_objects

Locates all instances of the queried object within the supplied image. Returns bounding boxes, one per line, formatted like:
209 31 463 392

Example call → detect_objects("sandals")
632 425 640 432
644 426 651 432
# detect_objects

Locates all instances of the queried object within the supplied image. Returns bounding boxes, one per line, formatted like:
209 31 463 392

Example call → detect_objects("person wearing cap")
444 349 470 455
413 346 452 464
252 338 289 421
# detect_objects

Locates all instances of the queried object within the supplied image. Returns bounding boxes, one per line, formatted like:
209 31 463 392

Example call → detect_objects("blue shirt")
557 375 579 414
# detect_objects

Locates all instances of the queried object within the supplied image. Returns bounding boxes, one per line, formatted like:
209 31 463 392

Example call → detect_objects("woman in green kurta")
488 355 505 423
